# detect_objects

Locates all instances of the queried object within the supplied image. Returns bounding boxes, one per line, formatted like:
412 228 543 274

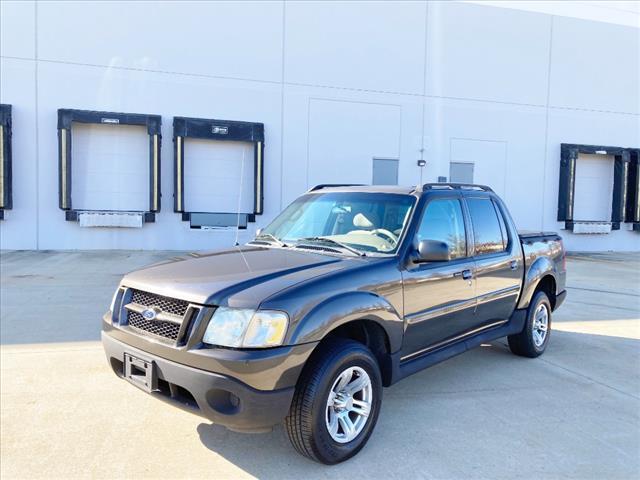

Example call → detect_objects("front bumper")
103 332 303 432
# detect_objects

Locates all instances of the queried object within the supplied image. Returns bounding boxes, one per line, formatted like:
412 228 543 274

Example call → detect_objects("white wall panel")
285 1 427 94
450 138 507 195
0 1 35 59
426 2 551 105
0 58 38 250
282 85 423 206
1 1 638 251
37 1 283 83
35 61 282 250
550 17 639 114
423 98 547 231
544 108 640 251
307 99 401 187
473 1 640 28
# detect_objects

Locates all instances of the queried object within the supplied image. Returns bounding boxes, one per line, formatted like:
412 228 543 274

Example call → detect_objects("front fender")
517 256 558 310
287 291 404 353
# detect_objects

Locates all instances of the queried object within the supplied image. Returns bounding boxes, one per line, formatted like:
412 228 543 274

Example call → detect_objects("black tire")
284 338 383 464
508 291 552 358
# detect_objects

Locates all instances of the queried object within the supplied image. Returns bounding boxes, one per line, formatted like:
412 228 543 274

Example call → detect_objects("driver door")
401 197 477 358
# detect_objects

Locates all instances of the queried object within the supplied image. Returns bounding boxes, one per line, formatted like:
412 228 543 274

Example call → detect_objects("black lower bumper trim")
102 332 294 433
554 290 567 310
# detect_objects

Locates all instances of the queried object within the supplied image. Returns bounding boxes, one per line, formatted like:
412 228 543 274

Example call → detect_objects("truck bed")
518 230 561 242
519 231 563 266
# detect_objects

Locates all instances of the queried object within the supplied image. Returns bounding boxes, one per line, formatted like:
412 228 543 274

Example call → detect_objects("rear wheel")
284 338 382 464
508 291 551 358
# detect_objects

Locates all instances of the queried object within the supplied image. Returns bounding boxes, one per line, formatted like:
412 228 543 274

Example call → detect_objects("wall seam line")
420 0 429 184
305 97 311 189
1 55 638 117
541 16 555 231
34 0 39 249
279 0 286 212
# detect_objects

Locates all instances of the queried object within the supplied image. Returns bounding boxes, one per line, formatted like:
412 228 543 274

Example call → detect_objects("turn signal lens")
243 311 289 348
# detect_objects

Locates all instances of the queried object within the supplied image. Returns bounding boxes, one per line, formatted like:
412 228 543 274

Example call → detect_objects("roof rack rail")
308 183 365 192
415 183 494 193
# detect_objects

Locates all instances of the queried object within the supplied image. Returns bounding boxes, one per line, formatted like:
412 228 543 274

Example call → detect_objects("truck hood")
121 245 356 308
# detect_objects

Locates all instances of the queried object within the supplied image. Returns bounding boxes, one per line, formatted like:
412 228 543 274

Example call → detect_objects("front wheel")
508 291 552 358
284 338 382 464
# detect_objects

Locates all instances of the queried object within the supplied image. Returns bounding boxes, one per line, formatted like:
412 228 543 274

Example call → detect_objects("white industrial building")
0 1 638 252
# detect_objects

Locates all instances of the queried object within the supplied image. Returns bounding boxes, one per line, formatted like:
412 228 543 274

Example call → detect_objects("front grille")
131 289 189 317
125 289 193 342
128 311 181 341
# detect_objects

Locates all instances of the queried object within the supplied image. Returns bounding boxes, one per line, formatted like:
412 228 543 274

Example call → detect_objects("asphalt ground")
1 250 639 479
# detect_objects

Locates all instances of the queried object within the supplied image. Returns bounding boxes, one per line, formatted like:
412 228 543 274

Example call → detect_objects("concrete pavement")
1 250 639 479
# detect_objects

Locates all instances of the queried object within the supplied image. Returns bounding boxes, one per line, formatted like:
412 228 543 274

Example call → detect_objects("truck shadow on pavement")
195 329 639 479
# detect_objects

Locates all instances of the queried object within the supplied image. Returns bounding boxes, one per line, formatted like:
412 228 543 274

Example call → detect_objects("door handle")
454 269 473 280
510 260 518 270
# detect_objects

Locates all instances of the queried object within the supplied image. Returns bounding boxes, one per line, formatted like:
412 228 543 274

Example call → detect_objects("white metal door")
573 153 614 221
183 140 255 214
72 124 149 211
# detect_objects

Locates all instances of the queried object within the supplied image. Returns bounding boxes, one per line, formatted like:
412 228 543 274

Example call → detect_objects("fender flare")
517 256 558 310
287 291 404 353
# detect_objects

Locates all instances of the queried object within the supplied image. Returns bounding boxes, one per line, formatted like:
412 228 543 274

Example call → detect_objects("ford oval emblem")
141 308 158 320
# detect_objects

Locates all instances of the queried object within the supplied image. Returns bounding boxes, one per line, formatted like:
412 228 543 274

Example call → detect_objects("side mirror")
415 239 451 262
255 228 263 237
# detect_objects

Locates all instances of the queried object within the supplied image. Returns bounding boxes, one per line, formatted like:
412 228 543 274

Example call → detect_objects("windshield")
259 192 415 254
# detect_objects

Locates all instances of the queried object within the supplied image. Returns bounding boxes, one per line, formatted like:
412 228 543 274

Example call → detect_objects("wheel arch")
534 275 557 310
517 256 559 310
322 319 394 386
287 291 403 387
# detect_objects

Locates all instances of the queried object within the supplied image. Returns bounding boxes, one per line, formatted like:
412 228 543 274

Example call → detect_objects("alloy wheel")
325 366 373 443
532 303 549 347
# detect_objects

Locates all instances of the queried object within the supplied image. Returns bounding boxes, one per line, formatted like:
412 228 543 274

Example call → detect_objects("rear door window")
466 197 506 255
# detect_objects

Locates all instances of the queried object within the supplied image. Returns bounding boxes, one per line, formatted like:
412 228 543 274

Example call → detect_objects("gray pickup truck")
103 183 566 464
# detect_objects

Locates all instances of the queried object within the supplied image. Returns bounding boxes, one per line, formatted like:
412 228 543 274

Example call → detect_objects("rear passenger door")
465 196 522 326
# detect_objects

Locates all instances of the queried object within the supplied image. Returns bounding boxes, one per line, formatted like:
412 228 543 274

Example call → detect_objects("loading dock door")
72 124 149 212
558 143 631 232
573 153 614 221
183 139 255 215
57 109 162 224
173 117 264 229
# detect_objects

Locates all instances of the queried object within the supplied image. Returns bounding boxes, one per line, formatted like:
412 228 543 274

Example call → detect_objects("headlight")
203 307 288 348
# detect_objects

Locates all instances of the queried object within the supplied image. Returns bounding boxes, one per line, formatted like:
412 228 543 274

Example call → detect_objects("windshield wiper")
296 237 365 257
254 233 287 247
